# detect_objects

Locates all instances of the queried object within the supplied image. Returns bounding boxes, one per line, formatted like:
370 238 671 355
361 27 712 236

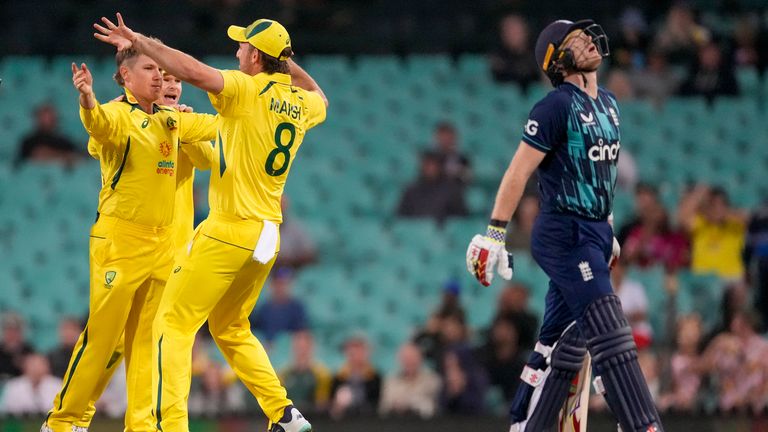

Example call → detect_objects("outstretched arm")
94 13 224 94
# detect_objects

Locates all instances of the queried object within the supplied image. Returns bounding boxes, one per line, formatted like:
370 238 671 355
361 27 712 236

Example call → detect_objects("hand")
93 12 137 51
176 104 194 113
71 62 93 96
608 236 620 270
466 225 514 286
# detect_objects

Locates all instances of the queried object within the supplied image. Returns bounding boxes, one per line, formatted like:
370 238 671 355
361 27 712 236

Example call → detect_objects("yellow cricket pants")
152 213 290 431
46 215 174 432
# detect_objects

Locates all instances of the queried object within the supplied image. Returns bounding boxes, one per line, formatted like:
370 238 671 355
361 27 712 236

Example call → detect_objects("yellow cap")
227 19 292 60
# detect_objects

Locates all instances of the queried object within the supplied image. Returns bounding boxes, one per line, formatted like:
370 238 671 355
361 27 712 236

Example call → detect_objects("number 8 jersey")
208 69 327 222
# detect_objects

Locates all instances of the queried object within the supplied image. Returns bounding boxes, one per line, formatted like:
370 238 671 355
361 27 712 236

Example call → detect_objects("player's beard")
573 47 602 72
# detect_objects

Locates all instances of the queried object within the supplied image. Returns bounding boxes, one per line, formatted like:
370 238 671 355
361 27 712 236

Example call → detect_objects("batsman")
466 19 664 432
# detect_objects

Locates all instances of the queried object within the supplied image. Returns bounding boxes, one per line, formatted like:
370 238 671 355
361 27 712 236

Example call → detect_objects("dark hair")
114 37 162 86
435 121 456 133
256 47 292 74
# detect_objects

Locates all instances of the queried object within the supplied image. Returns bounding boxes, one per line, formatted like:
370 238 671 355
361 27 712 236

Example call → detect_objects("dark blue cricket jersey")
521 82 620 221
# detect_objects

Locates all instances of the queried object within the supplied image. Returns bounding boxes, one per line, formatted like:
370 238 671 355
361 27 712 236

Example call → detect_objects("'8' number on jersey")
265 122 296 176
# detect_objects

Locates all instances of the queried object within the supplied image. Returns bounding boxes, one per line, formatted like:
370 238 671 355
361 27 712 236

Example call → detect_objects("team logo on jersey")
166 116 177 131
579 112 595 125
524 119 539 135
578 261 593 281
141 118 149 128
608 107 619 126
173 266 181 273
159 141 172 157
105 270 117 288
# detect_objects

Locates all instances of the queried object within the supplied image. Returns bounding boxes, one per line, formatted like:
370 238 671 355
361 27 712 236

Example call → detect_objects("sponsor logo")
105 270 116 288
166 117 177 131
579 112 594 124
524 119 539 135
141 118 149 128
173 266 181 273
159 141 172 157
157 160 175 176
578 261 593 282
588 138 621 162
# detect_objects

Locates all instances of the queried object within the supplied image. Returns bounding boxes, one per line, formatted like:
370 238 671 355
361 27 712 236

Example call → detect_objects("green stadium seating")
1 55 766 373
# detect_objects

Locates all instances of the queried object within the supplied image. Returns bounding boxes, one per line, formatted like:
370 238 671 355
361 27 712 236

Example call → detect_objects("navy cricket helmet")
534 19 610 86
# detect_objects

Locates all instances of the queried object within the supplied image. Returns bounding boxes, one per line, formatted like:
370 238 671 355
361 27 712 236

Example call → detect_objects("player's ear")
119 65 129 85
251 47 260 66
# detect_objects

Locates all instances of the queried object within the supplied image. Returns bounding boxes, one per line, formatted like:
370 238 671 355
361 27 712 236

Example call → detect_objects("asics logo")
588 139 620 162
525 119 539 136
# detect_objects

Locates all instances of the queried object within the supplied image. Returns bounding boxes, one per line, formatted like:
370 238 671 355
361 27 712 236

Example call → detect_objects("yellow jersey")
690 214 746 279
207 70 326 223
82 89 217 228
172 141 215 250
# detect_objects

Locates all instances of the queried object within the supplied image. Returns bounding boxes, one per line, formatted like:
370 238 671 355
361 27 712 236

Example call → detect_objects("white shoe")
72 427 89 432
40 424 53 432
268 406 312 432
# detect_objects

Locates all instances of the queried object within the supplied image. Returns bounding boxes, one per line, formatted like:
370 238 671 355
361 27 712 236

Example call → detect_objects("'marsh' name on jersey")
269 97 302 120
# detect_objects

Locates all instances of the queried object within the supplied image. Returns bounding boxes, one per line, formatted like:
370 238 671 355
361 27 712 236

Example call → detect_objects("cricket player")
67 70 216 432
466 19 664 432
94 13 327 432
42 49 217 432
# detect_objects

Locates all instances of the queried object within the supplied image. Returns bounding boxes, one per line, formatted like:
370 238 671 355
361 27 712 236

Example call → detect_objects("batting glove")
466 224 514 286
608 236 621 270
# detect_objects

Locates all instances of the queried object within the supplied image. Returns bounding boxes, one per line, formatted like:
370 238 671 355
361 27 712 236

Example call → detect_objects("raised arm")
288 59 328 107
72 62 120 141
94 13 224 94
677 184 709 232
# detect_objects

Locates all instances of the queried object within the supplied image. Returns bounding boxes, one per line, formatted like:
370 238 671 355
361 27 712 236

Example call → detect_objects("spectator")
630 50 682 107
611 8 650 70
330 333 382 418
0 353 61 415
605 69 635 101
732 14 764 70
280 330 332 414
678 185 748 280
623 200 689 272
15 104 81 167
505 194 538 251
188 362 246 416
653 3 710 65
659 314 704 412
47 317 83 378
397 151 467 222
617 183 663 244
275 196 318 270
478 317 527 403
616 148 639 193
679 41 739 102
0 313 35 379
413 279 466 368
489 14 540 90
611 259 653 349
379 342 441 418
250 267 309 343
745 201 768 330
431 122 472 185
440 316 488 414
700 309 768 413
492 283 538 348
